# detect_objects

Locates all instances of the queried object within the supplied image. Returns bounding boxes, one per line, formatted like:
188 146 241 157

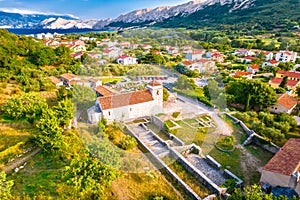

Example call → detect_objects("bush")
118 135 138 150
172 112 180 118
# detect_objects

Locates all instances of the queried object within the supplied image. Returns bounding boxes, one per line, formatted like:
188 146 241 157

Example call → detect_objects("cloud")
0 8 79 19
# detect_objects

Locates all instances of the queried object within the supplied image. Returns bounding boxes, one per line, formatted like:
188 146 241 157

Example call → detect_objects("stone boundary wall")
125 125 202 200
205 155 221 170
224 169 243 187
169 147 225 196
225 113 280 154
151 116 185 146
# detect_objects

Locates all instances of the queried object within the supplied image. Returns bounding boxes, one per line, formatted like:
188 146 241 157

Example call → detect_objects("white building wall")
102 100 163 122
260 170 291 187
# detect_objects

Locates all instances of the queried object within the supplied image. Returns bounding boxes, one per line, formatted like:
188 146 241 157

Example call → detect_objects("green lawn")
99 77 123 84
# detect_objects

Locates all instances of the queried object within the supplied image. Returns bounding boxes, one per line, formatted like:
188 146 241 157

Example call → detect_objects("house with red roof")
269 94 298 114
275 51 298 63
270 70 300 94
60 73 81 86
260 138 300 195
248 64 260 74
186 49 205 61
116 55 137 65
262 51 274 61
49 76 63 87
231 71 253 79
263 60 279 67
88 81 163 123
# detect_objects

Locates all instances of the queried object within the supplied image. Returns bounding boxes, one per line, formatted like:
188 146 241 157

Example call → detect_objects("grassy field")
99 77 123 84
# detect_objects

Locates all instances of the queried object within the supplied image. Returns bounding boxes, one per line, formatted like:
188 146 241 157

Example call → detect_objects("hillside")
153 0 300 30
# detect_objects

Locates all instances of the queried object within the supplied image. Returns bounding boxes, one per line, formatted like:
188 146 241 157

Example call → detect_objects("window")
130 108 132 111
108 111 111 116
157 90 159 95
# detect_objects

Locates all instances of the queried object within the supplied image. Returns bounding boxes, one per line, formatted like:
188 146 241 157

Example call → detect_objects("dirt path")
236 144 260 185
2 148 41 173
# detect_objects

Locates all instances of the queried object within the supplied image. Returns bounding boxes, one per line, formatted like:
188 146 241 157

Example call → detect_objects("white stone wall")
103 100 163 122
260 170 291 187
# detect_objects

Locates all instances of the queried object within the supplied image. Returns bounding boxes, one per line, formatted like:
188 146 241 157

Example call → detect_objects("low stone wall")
205 155 221 170
169 148 225 196
225 113 280 154
125 125 202 200
151 116 185 146
224 169 243 187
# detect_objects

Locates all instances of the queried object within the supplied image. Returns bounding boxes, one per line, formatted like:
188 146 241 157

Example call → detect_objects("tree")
0 171 14 200
63 156 120 199
35 109 63 153
229 185 273 200
279 76 288 89
2 93 48 123
163 87 169 101
53 98 74 127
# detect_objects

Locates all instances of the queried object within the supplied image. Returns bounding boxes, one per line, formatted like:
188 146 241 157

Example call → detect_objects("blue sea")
5 28 114 35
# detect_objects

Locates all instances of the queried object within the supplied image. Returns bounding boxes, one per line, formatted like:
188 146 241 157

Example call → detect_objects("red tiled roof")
270 78 299 87
233 71 252 78
277 93 298 110
277 70 300 79
182 60 195 65
49 76 61 85
250 64 260 69
269 60 278 64
263 138 300 176
95 86 113 96
244 56 255 60
147 80 162 87
98 89 154 110
60 73 77 81
117 55 131 59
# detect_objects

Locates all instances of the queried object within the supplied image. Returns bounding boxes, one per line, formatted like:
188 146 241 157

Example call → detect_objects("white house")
260 138 300 195
269 94 298 114
88 81 163 123
262 51 274 61
116 55 137 65
275 51 298 63
263 60 280 67
248 64 260 74
186 49 205 61
235 48 256 56
60 73 81 86
70 44 86 53
49 76 63 87
103 48 122 58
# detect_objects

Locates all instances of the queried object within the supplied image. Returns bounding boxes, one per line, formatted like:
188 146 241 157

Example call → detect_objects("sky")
0 0 191 20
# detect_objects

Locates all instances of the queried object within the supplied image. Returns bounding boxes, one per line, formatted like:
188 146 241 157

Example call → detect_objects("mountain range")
0 0 299 30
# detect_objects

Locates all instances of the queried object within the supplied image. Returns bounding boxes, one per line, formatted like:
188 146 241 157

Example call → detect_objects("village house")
262 51 274 61
269 94 298 114
118 41 131 48
70 52 84 59
60 73 81 86
247 64 260 74
269 71 300 93
70 44 86 52
262 60 279 67
49 76 63 87
166 46 180 55
182 60 203 72
234 48 256 57
231 71 253 79
88 78 102 88
275 51 298 63
116 55 137 65
186 49 205 61
103 48 122 58
211 52 225 63
88 81 163 123
182 46 192 54
241 56 256 64
260 138 300 195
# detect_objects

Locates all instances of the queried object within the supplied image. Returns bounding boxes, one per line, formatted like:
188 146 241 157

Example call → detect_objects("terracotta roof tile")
60 73 77 81
98 89 154 110
277 70 300 79
182 60 195 65
263 138 300 176
49 76 61 85
95 86 113 96
233 71 252 78
271 78 299 87
250 64 260 69
277 93 298 110
147 80 162 87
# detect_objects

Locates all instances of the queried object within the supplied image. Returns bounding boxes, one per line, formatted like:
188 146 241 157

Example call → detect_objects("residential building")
262 51 274 61
235 48 255 56
231 71 253 79
269 78 300 92
60 73 81 86
260 138 300 195
116 55 137 65
49 76 63 87
275 51 298 63
88 81 163 123
248 64 260 74
263 60 279 67
269 94 298 114
186 49 205 61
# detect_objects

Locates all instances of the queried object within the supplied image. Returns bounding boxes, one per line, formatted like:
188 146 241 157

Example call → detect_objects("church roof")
147 80 162 87
98 89 154 110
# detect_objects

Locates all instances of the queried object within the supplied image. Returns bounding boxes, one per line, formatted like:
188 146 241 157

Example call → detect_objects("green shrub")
172 112 180 118
118 135 138 150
